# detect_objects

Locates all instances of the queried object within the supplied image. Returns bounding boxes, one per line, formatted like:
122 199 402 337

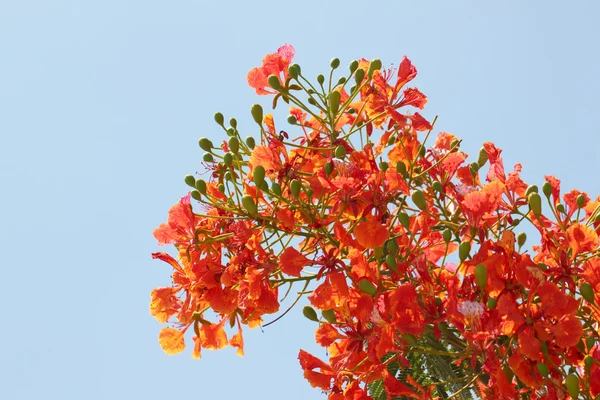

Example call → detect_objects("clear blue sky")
1 1 599 399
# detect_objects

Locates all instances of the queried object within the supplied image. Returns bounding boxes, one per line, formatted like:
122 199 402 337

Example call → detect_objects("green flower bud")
385 254 397 272
190 190 202 201
374 246 383 260
324 161 334 177
287 115 297 125
399 212 410 229
367 59 382 78
537 262 548 271
349 60 358 73
245 136 256 149
358 279 377 296
536 362 549 377
443 229 452 244
317 74 325 85
241 194 258 216
432 181 443 192
459 241 471 262
307 97 317 106
271 182 282 196
229 118 237 129
260 180 269 192
542 182 552 198
386 239 398 253
557 203 565 213
525 185 539 196
267 75 282 90
218 183 225 193
349 85 357 94
584 355 594 370
226 127 235 136
475 263 488 289
581 282 595 303
322 309 336 324
586 337 596 351
224 171 233 181
486 298 497 309
195 179 207 195
418 145 426 158
253 165 266 188
450 139 460 150
288 64 300 79
199 137 214 152
228 137 240 153
355 68 365 84
477 147 488 167
251 104 263 125
337 77 346 85
328 91 341 115
517 232 527 247
223 152 233 166
203 153 214 163
528 192 542 218
577 194 586 208
302 306 319 322
396 161 407 177
565 374 579 399
469 162 479 176
379 161 388 172
412 190 427 211
402 333 417 346
330 58 340 69
184 174 196 188
214 112 224 127
290 179 301 198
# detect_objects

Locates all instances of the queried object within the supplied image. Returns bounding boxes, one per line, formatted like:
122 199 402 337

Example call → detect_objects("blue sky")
1 1 599 399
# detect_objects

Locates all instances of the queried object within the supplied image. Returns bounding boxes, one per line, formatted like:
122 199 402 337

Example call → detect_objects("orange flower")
567 222 598 256
279 247 311 277
247 44 294 95
354 217 389 249
158 327 186 355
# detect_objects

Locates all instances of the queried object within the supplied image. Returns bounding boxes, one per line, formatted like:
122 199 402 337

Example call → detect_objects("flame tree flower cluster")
150 44 600 399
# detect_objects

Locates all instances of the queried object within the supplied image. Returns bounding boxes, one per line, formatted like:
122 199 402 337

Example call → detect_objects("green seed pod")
317 74 325 85
355 68 365 84
386 239 398 253
218 183 225 193
190 190 202 201
475 263 488 289
557 203 565 213
288 64 300 79
253 165 266 188
581 282 595 303
290 179 301 198
328 91 341 115
412 190 427 211
399 212 410 229
349 60 359 73
584 355 594 370
443 228 452 244
203 153 214 163
577 194 586 208
251 104 263 125
245 136 256 149
334 145 346 159
223 152 233 166
330 58 340 69
385 254 397 272
228 137 240 153
542 182 552 198
367 59 382 78
358 279 377 296
195 179 207 195
214 112 224 127
486 298 497 309
184 174 196 188
322 309 336 324
287 115 297 125
271 182 282 196
528 192 542 218
199 137 214 152
432 181 443 192
402 333 417 346
565 374 579 399
267 75 282 90
324 161 334 177
525 185 539 196
459 241 471 262
396 161 407 177
517 232 527 247
587 337 596 351
379 161 388 172
241 194 258 216
536 362 549 377
302 306 319 322
477 147 488 167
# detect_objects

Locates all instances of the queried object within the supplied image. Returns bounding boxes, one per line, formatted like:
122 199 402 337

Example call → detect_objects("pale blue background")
1 1 599 399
